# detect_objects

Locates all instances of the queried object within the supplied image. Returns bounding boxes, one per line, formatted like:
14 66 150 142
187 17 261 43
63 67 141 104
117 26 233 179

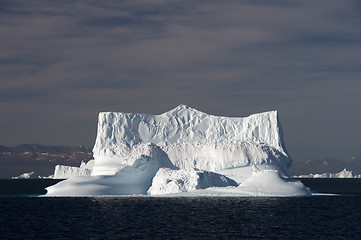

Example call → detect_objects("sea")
1 179 361 239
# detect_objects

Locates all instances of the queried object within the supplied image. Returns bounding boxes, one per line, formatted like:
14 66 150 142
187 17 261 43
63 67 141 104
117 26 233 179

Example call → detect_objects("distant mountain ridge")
2 143 360 179
0 144 93 179
289 156 361 176
0 144 91 154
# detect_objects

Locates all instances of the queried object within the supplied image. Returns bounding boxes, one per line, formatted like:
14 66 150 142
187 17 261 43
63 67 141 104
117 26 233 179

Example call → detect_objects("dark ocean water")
1 179 361 239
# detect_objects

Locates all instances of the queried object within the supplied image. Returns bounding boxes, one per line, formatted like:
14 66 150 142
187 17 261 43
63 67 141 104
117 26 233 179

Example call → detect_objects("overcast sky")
1 0 361 162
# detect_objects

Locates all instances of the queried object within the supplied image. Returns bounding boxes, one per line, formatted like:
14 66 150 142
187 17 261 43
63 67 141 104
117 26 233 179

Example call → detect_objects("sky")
1 0 361 163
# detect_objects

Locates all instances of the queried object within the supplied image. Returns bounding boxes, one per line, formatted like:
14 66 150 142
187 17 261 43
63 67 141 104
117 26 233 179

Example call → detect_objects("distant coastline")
0 144 93 179
1 143 361 179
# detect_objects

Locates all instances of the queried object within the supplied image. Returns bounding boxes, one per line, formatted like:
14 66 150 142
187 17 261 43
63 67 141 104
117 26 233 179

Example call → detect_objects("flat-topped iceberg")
46 105 310 197
53 160 94 179
92 104 291 177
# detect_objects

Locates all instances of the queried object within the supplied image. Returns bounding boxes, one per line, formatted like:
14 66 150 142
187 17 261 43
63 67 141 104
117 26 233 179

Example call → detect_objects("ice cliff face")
53 160 94 179
92 105 291 176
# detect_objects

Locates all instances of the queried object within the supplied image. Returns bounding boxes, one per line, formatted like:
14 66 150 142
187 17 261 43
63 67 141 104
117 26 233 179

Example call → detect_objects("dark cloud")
1 0 361 164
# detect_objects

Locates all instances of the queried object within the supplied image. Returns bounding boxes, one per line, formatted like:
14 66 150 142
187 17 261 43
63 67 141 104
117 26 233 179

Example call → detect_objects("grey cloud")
1 0 361 165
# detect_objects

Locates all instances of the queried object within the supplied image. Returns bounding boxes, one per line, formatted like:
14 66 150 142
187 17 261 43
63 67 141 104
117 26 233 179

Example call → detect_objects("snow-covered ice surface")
45 105 311 197
150 170 311 197
234 170 310 196
91 104 291 176
53 160 94 179
47 145 176 196
147 168 238 195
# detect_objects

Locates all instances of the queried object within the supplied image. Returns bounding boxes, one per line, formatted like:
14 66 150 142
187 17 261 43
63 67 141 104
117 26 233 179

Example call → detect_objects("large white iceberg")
46 105 310 197
91 104 290 177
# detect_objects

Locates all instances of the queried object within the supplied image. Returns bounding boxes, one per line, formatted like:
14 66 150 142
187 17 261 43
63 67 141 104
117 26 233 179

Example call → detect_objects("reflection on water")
1 196 361 239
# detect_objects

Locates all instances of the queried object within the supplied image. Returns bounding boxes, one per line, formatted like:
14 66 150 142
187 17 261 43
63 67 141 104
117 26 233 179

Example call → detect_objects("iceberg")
295 168 361 178
53 160 94 179
46 105 310 197
11 171 53 179
91 104 291 177
12 171 40 179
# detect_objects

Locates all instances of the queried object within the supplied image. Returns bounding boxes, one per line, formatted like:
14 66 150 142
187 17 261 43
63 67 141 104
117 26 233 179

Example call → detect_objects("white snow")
235 170 311 196
295 168 361 178
152 169 311 197
47 144 177 196
147 168 238 195
53 160 94 179
45 105 310 197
